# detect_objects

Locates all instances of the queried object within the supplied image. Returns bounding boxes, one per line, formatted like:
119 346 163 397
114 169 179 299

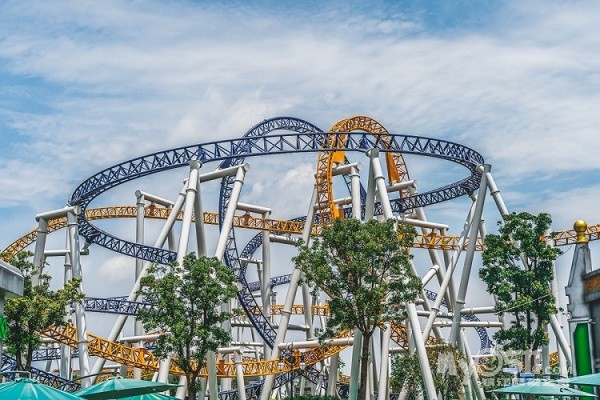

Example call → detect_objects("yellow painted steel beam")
314 116 411 225
41 323 382 377
42 303 416 377
3 205 488 256
552 224 600 246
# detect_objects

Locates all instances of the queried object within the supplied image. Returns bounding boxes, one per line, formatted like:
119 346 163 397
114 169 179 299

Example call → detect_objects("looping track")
3 117 489 397
3 115 596 398
62 116 482 394
70 125 484 264
315 116 412 224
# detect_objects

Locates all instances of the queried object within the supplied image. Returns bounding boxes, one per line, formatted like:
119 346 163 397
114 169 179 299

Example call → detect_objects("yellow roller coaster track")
4 206 589 376
3 205 488 256
6 205 594 259
315 116 411 225
41 308 413 378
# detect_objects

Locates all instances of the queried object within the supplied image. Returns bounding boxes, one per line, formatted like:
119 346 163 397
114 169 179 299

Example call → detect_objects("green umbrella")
558 373 600 386
73 377 180 400
117 393 178 400
0 377 83 399
491 379 596 398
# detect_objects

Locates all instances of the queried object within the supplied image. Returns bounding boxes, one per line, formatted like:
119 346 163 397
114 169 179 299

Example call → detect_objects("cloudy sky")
1 0 599 339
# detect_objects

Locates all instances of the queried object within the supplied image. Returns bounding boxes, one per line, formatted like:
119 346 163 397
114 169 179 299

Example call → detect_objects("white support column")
485 171 509 216
421 200 477 341
212 164 249 396
550 314 573 367
175 376 187 399
233 350 247 400
448 164 490 345
176 160 201 266
407 303 438 400
207 354 218 400
301 277 315 341
194 173 207 257
348 164 363 400
60 234 72 380
31 219 49 286
349 166 361 220
90 182 188 380
367 149 393 218
259 186 318 400
365 156 376 220
134 191 145 380
158 161 202 385
551 265 569 376
460 330 486 400
67 208 91 387
376 328 390 399
327 353 339 397
262 210 272 358
214 165 249 260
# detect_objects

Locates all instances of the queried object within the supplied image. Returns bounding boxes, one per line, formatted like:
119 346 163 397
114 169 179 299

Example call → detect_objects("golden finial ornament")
574 219 589 244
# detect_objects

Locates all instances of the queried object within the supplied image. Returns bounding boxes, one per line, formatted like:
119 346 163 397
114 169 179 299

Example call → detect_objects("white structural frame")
20 141 574 400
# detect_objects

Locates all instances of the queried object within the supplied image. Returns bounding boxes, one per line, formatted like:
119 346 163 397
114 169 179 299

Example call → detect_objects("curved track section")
41 323 354 378
216 118 329 389
3 205 486 256
70 130 484 264
2 117 484 396
217 118 323 347
315 116 411 224
0 355 80 392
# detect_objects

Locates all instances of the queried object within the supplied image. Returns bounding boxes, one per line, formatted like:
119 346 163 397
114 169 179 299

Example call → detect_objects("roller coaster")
1 116 584 399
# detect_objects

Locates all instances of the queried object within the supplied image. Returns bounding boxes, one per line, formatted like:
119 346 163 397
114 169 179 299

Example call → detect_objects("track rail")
69 129 484 264
315 116 412 224
4 205 489 256
2 117 487 397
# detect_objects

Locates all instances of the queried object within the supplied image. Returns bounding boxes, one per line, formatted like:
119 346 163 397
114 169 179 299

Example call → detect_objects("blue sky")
1 0 599 339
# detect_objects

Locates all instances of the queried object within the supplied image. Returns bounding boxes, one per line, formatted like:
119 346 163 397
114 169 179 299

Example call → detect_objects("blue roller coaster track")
54 117 485 398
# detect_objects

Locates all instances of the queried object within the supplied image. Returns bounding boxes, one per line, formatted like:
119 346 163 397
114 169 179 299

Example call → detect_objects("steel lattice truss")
3 117 491 398
3 115 589 398
65 117 483 398
0 355 80 392
70 128 483 265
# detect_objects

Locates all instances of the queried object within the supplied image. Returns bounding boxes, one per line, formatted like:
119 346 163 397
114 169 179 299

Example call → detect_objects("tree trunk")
25 337 33 370
187 372 196 400
358 331 372 400
15 353 23 371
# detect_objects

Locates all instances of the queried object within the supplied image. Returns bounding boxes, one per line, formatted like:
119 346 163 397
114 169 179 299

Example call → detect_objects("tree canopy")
479 212 561 355
137 253 239 400
391 341 466 399
294 218 421 400
1 250 82 371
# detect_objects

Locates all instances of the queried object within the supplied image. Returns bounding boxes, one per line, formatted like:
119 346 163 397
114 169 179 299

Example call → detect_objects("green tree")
137 253 239 400
479 212 561 367
294 219 421 400
1 250 82 370
390 341 466 399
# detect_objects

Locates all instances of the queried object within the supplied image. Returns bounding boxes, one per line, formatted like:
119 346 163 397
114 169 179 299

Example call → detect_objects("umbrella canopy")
117 393 178 400
491 379 596 398
73 377 180 400
0 377 83 399
558 373 600 386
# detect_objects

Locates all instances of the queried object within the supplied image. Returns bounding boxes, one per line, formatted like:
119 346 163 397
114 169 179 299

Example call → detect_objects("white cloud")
0 2 599 347
96 254 135 285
